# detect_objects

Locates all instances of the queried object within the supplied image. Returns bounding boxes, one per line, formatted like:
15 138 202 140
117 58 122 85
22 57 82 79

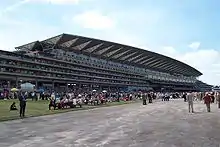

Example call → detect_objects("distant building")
212 86 220 92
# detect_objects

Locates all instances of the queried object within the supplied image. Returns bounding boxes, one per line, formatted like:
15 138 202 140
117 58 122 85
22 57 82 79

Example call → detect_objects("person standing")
201 92 205 101
77 96 83 108
203 93 212 112
211 93 215 103
187 92 194 113
142 93 147 105
148 93 153 103
183 93 187 102
217 92 220 108
19 91 27 118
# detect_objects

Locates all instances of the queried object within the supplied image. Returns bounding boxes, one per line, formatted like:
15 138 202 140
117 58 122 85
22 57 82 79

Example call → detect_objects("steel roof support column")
65 82 68 92
35 80 38 90
16 76 18 88
52 80 55 90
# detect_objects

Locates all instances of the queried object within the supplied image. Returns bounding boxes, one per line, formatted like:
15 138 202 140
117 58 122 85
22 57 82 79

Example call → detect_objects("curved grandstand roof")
15 33 202 77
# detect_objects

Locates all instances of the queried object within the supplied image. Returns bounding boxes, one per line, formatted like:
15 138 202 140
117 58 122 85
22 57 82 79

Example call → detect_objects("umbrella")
92 90 97 92
102 90 107 93
20 83 35 92
11 88 18 92
37 88 44 92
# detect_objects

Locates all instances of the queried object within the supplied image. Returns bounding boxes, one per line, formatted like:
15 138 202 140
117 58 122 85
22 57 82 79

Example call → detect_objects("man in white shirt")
187 92 194 113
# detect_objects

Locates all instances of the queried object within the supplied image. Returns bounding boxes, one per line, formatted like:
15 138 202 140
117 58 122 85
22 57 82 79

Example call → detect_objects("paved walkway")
0 100 220 147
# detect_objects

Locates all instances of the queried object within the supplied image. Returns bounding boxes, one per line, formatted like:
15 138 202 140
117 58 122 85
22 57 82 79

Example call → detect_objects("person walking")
19 91 27 118
187 92 194 113
203 93 211 112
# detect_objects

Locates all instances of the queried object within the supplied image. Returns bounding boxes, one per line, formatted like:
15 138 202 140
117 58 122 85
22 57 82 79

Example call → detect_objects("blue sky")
0 0 220 85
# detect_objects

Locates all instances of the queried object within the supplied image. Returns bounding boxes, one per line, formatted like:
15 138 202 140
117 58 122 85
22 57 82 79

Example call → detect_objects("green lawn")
0 99 136 122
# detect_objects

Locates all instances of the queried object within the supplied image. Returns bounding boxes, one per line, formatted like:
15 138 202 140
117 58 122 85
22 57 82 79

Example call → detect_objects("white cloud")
0 0 83 17
73 10 116 30
188 42 200 50
180 49 219 68
0 17 24 25
0 0 30 17
160 46 177 56
158 47 220 85
31 0 81 4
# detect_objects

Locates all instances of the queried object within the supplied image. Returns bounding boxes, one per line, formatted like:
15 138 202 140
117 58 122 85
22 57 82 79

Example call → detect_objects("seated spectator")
10 102 18 111
49 98 56 110
73 98 77 108
84 98 89 105
77 97 82 108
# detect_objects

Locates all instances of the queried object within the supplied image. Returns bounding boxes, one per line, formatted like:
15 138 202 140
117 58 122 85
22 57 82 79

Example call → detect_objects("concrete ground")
0 100 220 147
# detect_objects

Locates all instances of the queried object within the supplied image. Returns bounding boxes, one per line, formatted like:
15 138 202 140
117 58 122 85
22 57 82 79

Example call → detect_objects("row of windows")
0 67 149 86
0 59 148 85
0 51 145 80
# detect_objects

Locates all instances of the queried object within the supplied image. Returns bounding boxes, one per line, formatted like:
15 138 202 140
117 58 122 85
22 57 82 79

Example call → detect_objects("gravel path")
0 100 220 147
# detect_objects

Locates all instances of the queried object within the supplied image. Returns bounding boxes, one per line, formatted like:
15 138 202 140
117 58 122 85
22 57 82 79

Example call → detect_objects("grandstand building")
0 33 203 92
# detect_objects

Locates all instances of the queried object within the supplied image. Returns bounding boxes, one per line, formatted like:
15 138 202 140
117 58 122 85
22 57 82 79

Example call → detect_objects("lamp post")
67 83 71 92
7 81 10 89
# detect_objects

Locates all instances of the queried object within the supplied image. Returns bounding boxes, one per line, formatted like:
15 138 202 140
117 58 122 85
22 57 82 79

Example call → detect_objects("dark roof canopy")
15 33 202 77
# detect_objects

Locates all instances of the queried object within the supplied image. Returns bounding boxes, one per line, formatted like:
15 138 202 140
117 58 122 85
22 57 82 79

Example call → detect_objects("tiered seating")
195 80 212 92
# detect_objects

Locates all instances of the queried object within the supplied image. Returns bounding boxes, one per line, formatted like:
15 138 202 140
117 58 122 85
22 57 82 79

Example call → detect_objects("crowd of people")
140 91 220 113
6 91 181 118
185 92 220 113
7 90 220 119
10 90 143 118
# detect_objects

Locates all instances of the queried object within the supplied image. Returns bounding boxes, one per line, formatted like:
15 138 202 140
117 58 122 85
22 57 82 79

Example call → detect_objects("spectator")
10 102 17 111
187 92 194 113
19 91 27 118
203 93 212 112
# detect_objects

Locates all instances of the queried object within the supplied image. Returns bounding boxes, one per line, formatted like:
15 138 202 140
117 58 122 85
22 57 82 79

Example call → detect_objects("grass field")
0 99 136 122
